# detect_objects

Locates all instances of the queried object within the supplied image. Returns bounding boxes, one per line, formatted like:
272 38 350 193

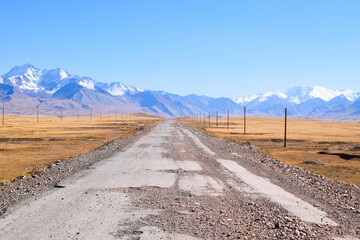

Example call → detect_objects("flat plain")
183 117 360 187
0 114 162 181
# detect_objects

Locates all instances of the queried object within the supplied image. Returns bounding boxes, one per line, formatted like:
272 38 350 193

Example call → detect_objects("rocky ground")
0 124 155 216
0 119 359 239
115 120 360 239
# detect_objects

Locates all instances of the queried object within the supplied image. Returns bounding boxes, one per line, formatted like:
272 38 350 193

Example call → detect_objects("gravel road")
0 119 359 239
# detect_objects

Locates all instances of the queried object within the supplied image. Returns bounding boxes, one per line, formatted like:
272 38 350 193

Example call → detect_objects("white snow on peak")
233 91 288 104
0 76 3 84
340 89 359 101
233 86 360 105
308 86 341 101
286 86 310 104
2 64 145 97
3 64 36 79
288 86 359 103
3 64 43 92
107 83 128 96
127 85 144 94
101 82 144 96
259 91 287 102
78 79 95 90
1 64 101 93
23 67 41 81
59 69 68 79
288 97 301 104
232 94 260 104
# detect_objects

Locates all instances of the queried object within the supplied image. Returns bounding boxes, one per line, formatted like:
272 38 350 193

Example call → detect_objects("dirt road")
0 119 359 239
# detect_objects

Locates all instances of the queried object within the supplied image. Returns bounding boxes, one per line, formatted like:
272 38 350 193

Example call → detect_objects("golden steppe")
182 117 360 187
0 114 162 181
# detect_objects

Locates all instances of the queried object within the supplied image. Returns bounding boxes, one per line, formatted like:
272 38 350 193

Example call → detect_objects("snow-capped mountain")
1 64 360 118
285 86 359 103
1 64 97 95
232 94 260 104
233 86 360 105
232 86 360 117
95 82 143 96
0 64 144 114
1 64 143 97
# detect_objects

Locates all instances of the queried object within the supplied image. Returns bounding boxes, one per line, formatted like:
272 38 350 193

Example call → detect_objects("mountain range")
1 64 360 118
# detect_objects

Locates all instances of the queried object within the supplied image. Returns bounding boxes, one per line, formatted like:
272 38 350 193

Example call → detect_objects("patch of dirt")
116 186 335 239
302 161 325 166
0 124 157 216
350 146 360 151
180 120 360 238
318 151 360 160
0 138 44 142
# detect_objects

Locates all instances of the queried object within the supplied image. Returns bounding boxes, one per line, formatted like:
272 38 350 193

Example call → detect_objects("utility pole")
90 108 92 120
2 103 4 127
227 110 229 129
77 109 79 121
37 105 39 123
208 112 210 125
216 111 218 127
284 108 287 148
244 106 246 134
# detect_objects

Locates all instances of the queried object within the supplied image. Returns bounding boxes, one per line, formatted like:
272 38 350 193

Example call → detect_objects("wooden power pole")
227 110 229 129
244 106 246 134
284 108 287 148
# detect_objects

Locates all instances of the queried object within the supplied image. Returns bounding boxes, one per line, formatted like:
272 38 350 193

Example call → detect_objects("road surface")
0 119 358 239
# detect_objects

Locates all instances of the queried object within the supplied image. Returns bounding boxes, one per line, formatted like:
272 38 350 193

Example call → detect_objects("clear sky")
0 0 359 98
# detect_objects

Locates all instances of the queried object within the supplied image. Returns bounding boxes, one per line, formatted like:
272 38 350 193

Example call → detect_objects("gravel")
179 121 360 238
1 119 359 239
0 124 155 216
115 120 359 239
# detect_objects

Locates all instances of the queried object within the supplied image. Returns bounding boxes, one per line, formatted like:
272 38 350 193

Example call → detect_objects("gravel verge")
179 121 360 238
0 123 157 216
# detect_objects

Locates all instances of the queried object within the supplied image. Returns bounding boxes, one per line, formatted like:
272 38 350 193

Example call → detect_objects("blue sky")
0 0 359 97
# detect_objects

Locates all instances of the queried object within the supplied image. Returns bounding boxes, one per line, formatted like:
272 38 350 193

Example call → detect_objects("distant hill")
1 64 359 118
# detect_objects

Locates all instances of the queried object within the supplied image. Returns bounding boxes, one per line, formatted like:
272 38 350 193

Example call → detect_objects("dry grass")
182 117 360 187
0 113 162 181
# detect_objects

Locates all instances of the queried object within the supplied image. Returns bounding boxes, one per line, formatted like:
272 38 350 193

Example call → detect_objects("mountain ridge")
1 64 360 118
233 86 359 104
